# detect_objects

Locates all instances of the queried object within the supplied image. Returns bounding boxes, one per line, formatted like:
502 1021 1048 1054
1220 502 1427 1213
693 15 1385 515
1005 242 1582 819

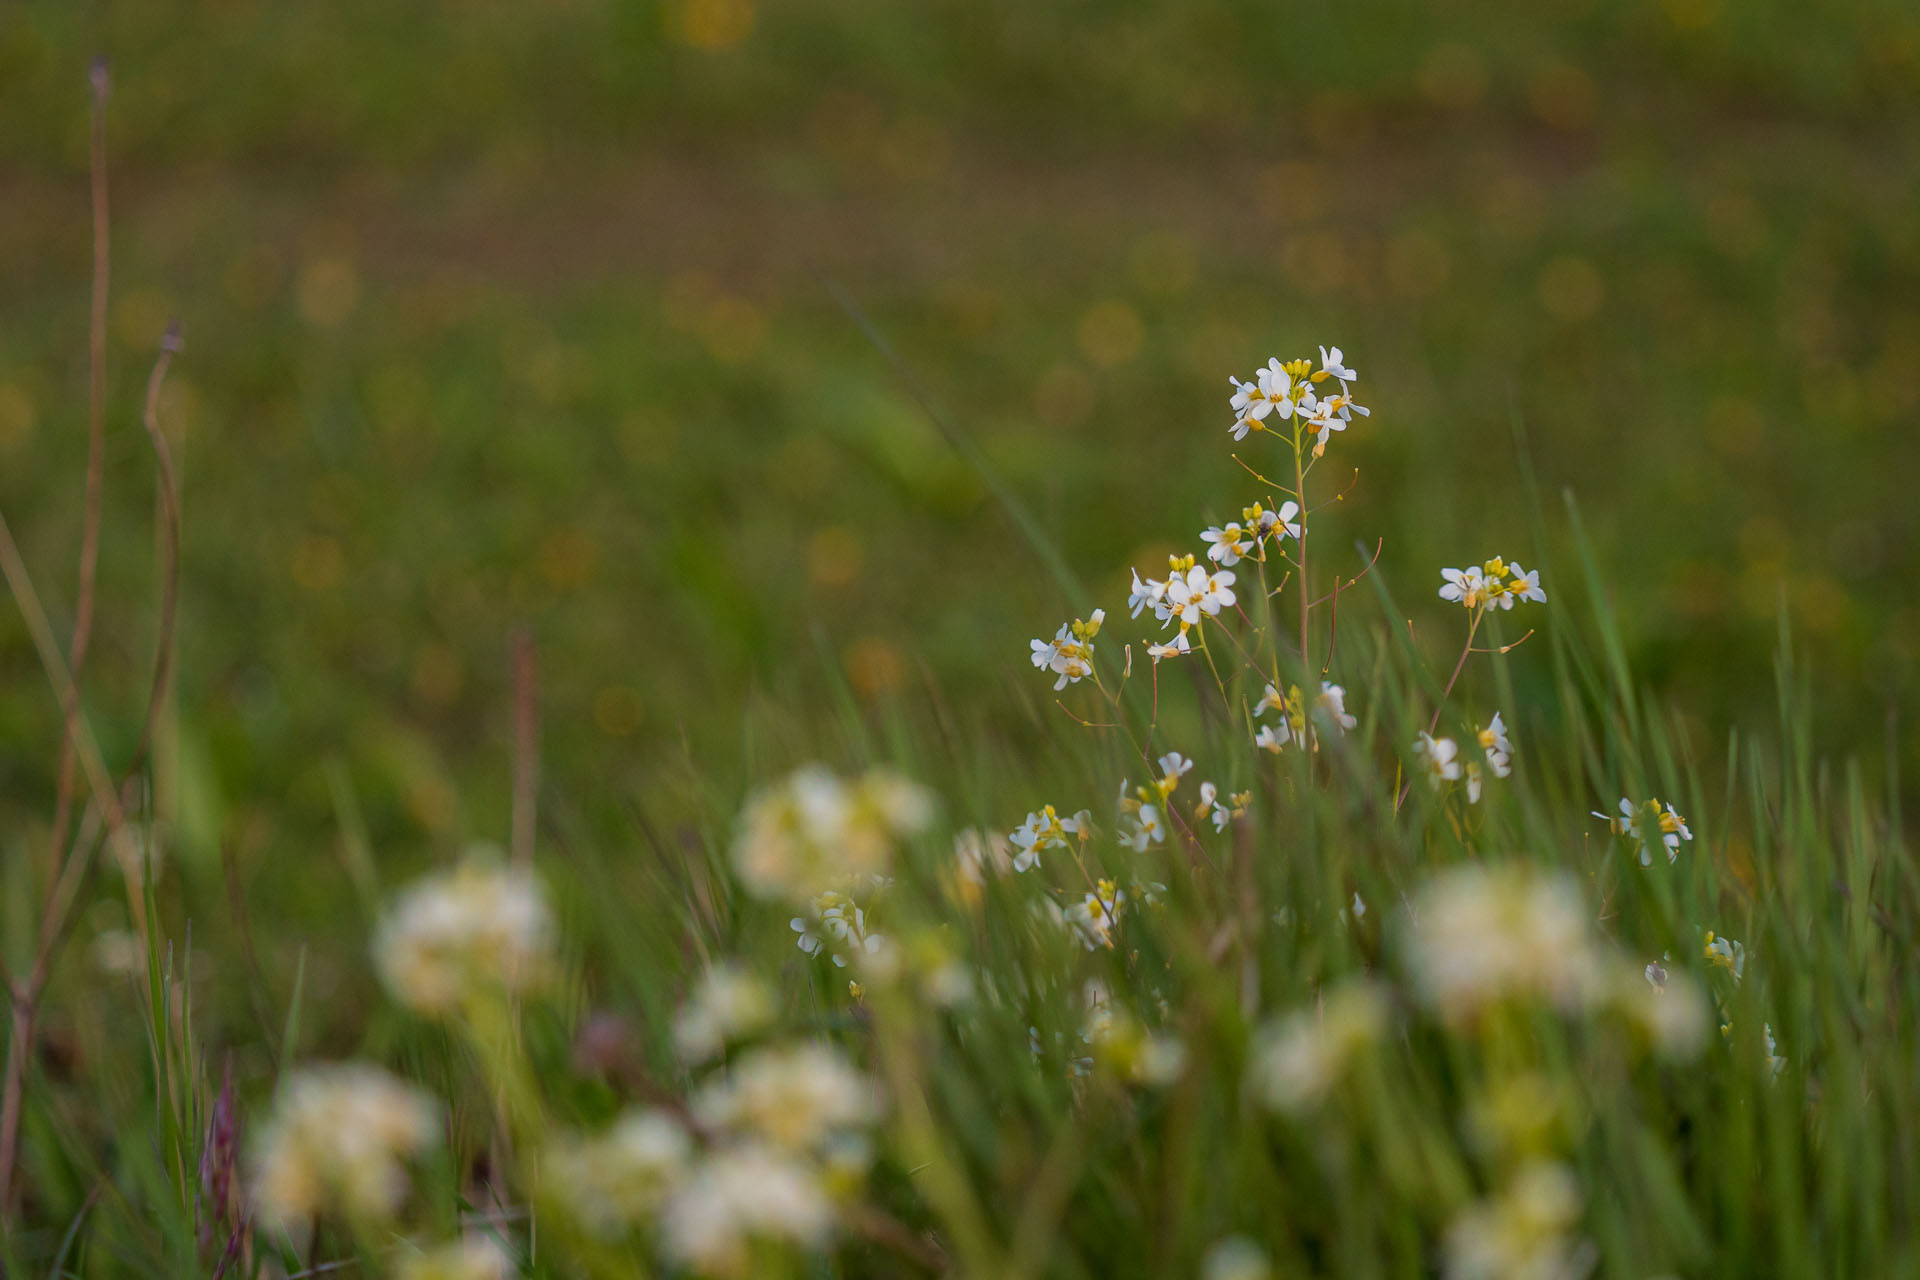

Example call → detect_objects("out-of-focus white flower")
1254 723 1290 754
545 1109 691 1238
1764 1023 1786 1078
1478 712 1513 776
393 1236 516 1280
1202 1235 1273 1280
1594 798 1692 866
1315 682 1357 733
1010 804 1088 872
1703 930 1745 983
948 828 1012 910
373 857 555 1017
1064 878 1129 950
1249 980 1389 1113
1414 733 1463 789
1616 965 1709 1061
1199 784 1250 831
659 1144 834 1277
1442 1160 1585 1280
675 965 774 1062
691 1042 875 1154
250 1063 437 1235
732 765 934 901
792 891 885 969
1030 610 1105 691
1406 866 1604 1023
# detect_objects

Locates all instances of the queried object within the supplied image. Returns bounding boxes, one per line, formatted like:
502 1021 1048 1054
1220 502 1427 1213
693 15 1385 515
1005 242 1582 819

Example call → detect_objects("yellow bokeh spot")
1662 0 1723 29
1418 42 1487 110
411 643 465 706
1256 161 1327 226
807 527 864 589
620 409 682 469
0 384 36 453
1034 364 1095 429
297 257 361 328
1536 255 1604 322
845 635 906 699
1705 395 1763 458
539 526 598 592
1128 233 1196 298
699 296 766 365
290 534 345 590
677 0 755 51
1528 61 1597 131
1281 229 1349 298
407 775 457 833
112 289 173 350
1077 301 1143 369
593 685 644 736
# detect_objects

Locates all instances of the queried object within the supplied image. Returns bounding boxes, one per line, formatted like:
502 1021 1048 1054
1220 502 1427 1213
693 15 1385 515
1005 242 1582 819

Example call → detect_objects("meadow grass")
3 306 1916 1277
3 11 1919 1277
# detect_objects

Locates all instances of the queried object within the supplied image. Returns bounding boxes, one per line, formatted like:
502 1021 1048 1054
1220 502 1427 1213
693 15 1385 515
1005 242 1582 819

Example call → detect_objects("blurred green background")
2 1 1918 945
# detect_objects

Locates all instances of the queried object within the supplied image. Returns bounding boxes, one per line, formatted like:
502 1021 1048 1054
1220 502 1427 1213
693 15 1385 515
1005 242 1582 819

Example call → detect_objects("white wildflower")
690 1042 875 1154
394 1237 516 1280
1250 980 1389 1113
1010 804 1086 872
1442 1160 1585 1280
1406 865 1604 1022
731 765 934 901
545 1109 692 1238
675 964 774 1062
1202 1235 1273 1280
250 1063 437 1235
1414 732 1463 789
373 857 555 1017
659 1145 833 1277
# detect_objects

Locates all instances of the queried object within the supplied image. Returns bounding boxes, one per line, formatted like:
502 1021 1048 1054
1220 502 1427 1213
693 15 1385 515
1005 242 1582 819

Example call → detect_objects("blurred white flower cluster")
732 764 934 901
250 1062 438 1236
373 854 555 1016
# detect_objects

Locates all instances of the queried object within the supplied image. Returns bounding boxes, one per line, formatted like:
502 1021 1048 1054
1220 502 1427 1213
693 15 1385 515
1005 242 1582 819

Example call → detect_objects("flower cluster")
1253 681 1355 753
1030 610 1105 689
373 855 556 1017
394 1237 516 1280
1227 347 1369 455
1438 558 1547 612
790 888 886 969
1415 712 1513 803
1009 804 1090 872
675 964 775 1062
1201 500 1301 566
1442 1159 1586 1280
1249 979 1390 1113
1593 797 1693 866
732 765 934 901
250 1063 439 1236
1128 555 1236 656
545 1109 693 1238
